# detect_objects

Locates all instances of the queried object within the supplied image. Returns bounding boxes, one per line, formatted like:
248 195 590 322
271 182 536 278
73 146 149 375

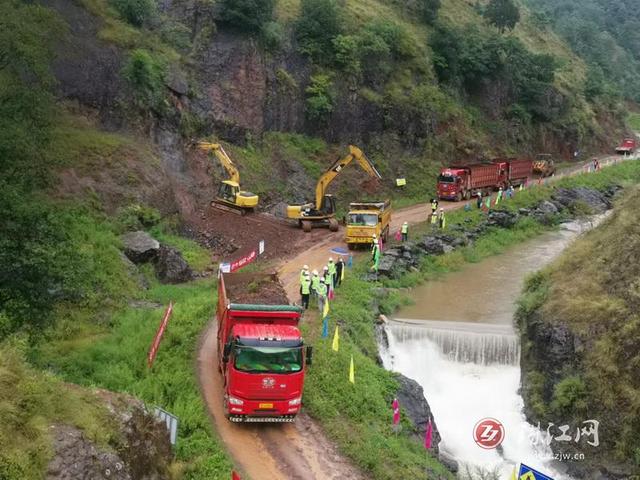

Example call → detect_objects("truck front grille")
229 415 296 423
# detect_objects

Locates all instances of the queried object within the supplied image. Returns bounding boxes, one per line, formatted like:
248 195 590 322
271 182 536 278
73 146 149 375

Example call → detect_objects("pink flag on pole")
424 419 433 449
328 285 335 300
392 398 400 425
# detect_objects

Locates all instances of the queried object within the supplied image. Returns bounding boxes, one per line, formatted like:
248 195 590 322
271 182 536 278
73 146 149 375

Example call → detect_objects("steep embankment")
517 187 640 478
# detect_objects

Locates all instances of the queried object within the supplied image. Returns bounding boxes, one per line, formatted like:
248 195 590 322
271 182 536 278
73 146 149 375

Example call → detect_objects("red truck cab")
217 272 311 423
437 168 469 201
615 138 637 154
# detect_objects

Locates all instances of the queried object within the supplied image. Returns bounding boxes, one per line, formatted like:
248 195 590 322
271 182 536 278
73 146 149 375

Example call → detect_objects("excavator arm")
314 145 381 209
197 142 240 184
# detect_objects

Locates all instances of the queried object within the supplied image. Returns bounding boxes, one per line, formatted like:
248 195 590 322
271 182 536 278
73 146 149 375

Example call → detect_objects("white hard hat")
403 221 408 224
372 234 377 238
312 269 318 275
303 264 309 270
329 257 333 261
440 208 444 211
323 265 328 271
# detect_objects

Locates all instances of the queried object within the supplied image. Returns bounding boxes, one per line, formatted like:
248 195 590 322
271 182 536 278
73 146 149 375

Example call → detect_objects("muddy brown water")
396 219 597 325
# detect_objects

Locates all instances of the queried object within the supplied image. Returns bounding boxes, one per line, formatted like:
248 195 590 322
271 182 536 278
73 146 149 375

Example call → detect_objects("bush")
122 49 167 112
296 0 343 63
260 21 285 51
334 20 415 84
483 0 520 32
117 203 161 231
219 0 275 33
305 74 334 121
418 0 441 25
110 0 156 27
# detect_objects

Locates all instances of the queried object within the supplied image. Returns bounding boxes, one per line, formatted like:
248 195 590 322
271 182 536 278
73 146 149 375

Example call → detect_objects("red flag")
392 398 400 426
328 285 335 300
424 419 433 449
232 471 241 480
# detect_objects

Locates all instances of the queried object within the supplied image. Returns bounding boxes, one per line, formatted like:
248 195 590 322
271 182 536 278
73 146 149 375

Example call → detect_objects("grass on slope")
0 343 116 480
628 112 640 132
516 186 640 466
35 277 233 479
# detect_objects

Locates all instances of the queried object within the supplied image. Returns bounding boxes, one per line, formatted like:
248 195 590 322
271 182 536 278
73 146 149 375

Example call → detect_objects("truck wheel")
456 192 462 202
302 221 312 232
328 218 339 231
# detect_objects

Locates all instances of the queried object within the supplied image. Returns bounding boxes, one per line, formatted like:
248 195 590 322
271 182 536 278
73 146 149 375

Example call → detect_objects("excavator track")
212 200 249 216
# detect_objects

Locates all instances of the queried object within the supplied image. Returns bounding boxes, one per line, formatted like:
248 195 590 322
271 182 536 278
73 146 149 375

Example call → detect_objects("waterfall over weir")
387 319 520 366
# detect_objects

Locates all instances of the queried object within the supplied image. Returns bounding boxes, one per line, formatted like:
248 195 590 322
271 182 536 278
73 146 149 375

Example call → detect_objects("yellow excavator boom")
196 142 240 184
313 145 381 209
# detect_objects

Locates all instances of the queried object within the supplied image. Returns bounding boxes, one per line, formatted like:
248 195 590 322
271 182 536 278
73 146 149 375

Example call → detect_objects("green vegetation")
517 184 640 469
220 0 276 33
524 0 640 101
483 0 521 32
110 0 156 27
34 278 234 479
431 22 557 121
295 0 343 62
628 112 640 132
305 73 334 120
122 49 168 112
0 343 116 479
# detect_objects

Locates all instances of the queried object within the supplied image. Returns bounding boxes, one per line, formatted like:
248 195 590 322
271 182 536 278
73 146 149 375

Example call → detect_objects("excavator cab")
319 195 337 215
218 181 239 203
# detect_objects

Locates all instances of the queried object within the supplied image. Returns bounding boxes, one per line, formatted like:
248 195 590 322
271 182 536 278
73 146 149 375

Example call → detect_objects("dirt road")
198 322 368 480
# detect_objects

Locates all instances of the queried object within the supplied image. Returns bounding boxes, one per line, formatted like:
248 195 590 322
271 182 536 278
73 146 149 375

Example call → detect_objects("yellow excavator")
287 145 382 232
197 142 259 215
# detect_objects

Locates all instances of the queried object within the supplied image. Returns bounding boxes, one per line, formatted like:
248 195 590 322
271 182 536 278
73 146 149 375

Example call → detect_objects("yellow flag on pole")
323 297 330 318
511 467 517 480
341 264 345 281
332 326 339 352
349 355 355 383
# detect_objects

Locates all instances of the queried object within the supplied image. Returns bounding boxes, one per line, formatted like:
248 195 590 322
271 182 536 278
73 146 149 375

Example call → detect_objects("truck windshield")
234 346 303 373
348 213 378 226
438 174 456 183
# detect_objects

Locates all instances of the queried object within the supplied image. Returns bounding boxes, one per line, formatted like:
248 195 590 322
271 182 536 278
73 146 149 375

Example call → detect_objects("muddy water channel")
382 218 604 479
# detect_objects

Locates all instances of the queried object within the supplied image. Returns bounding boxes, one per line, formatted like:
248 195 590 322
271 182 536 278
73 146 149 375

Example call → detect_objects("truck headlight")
288 397 302 406
228 396 244 406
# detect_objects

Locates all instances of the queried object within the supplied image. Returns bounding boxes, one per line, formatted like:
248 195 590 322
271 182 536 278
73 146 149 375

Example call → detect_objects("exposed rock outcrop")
47 391 172 480
154 245 194 283
122 231 160 264
395 373 442 454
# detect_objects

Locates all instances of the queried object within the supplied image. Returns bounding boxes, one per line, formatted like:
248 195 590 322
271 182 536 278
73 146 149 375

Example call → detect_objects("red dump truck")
437 159 532 201
615 138 637 154
217 271 311 423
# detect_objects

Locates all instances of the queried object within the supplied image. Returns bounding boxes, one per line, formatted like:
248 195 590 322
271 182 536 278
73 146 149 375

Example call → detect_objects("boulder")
535 200 559 215
122 231 160 264
551 187 610 213
418 237 448 255
395 373 441 453
154 245 194 284
487 210 519 228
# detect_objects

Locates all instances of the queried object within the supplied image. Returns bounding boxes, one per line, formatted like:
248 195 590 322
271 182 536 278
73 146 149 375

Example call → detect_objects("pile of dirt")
225 273 289 305
188 206 327 262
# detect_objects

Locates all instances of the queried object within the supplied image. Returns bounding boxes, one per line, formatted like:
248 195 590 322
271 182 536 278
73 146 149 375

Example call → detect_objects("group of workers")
299 257 345 310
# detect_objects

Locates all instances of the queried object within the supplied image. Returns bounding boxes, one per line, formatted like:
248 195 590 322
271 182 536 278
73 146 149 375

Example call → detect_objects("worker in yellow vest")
438 208 446 229
328 258 337 287
401 222 409 242
300 273 311 309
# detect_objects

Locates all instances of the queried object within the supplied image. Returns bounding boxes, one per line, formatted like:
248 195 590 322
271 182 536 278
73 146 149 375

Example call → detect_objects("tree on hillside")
295 0 342 63
219 0 276 33
483 0 520 32
419 0 442 25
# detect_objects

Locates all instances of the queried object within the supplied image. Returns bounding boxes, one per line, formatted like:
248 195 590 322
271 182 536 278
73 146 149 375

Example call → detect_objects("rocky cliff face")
47 390 173 480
